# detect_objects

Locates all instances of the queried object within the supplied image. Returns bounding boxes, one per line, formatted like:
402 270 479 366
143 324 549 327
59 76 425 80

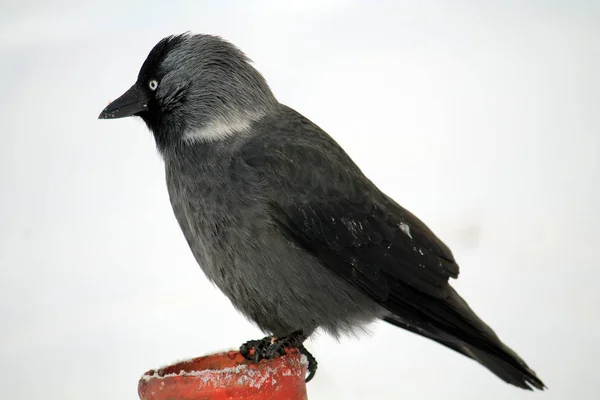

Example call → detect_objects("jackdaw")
99 33 545 390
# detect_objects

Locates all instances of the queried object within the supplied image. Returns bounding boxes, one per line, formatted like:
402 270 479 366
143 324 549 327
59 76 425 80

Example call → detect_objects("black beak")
98 84 149 119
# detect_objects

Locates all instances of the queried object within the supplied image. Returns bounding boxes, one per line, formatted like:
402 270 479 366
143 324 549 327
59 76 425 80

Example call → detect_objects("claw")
239 331 318 382
299 345 318 382
240 339 263 360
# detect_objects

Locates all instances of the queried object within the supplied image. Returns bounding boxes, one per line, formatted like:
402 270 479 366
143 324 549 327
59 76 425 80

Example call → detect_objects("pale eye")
148 79 159 91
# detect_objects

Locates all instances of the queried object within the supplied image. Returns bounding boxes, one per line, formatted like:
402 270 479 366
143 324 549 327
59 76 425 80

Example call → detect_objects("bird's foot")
240 330 305 361
239 330 317 382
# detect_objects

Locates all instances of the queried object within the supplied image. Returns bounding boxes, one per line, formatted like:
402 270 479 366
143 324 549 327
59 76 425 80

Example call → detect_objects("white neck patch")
182 112 264 143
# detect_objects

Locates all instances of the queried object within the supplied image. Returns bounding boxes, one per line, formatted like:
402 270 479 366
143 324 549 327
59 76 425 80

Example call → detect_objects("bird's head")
99 33 277 151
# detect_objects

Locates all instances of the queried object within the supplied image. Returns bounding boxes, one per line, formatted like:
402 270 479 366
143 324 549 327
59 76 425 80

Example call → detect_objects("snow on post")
138 350 309 400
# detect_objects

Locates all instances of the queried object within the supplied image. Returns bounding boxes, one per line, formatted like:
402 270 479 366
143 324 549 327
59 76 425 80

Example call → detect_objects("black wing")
242 108 459 305
240 106 545 390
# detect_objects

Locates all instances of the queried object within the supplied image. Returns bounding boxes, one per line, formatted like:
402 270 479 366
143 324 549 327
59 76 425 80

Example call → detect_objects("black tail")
384 287 546 390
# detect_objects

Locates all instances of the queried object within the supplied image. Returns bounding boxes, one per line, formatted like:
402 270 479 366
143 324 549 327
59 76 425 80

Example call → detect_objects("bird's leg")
239 330 318 381
262 330 306 359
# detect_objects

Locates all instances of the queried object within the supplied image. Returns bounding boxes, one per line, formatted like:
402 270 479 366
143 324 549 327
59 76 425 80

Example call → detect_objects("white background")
1 1 598 399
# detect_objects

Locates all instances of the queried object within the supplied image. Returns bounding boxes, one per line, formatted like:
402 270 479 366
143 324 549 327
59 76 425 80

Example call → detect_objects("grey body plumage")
99 33 545 390
164 125 385 337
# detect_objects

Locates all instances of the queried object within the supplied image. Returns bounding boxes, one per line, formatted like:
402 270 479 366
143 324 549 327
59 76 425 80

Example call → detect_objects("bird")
99 33 545 390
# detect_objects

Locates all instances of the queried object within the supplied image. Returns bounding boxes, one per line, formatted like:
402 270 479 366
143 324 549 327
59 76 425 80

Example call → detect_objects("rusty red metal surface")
138 350 308 400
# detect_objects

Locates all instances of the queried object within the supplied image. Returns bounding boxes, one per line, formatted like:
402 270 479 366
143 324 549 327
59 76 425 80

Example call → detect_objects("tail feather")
383 287 546 390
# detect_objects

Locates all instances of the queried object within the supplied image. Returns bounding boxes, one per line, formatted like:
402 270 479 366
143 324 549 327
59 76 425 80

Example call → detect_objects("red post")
138 350 308 400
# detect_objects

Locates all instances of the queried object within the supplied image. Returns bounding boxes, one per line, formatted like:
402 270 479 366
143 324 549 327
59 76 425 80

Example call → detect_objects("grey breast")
162 138 385 337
